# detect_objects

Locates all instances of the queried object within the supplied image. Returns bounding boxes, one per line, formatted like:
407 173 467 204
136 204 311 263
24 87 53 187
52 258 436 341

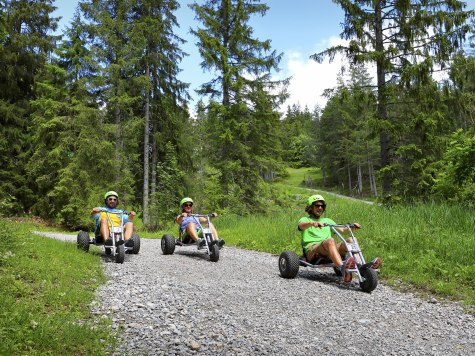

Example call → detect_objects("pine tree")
311 0 474 202
190 0 288 212
129 0 189 227
0 0 59 214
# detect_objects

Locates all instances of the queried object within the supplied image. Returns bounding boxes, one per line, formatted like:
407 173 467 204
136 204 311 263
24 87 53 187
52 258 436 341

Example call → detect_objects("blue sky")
52 0 346 111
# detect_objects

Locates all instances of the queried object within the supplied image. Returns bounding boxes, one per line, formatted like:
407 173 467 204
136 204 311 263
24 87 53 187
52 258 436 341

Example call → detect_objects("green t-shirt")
298 216 336 253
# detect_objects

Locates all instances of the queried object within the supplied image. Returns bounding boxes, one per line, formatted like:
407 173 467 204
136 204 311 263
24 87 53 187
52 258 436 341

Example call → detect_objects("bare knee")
323 238 336 248
124 222 134 230
187 222 196 232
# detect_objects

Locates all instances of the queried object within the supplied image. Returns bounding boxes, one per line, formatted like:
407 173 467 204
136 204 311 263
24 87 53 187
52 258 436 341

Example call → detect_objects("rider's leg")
337 238 351 257
124 222 134 240
186 223 200 242
316 238 344 267
100 218 110 243
209 223 219 240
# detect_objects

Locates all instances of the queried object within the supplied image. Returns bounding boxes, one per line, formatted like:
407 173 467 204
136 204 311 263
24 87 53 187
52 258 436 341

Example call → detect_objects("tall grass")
0 219 114 354
216 193 474 306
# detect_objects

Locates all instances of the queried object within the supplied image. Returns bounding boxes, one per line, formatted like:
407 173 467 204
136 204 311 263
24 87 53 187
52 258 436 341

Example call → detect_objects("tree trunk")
357 163 363 195
142 63 151 225
375 0 391 197
114 105 122 182
347 163 352 195
149 120 158 230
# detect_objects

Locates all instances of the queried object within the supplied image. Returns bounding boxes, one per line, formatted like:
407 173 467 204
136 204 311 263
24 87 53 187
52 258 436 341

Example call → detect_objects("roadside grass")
216 192 475 306
149 177 474 307
0 218 114 355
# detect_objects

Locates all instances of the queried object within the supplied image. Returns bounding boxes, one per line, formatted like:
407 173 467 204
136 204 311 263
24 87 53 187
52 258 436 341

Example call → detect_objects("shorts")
181 228 202 243
305 238 344 262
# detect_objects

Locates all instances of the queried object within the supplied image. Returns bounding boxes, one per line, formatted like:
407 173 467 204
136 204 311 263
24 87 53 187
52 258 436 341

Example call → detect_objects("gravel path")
34 232 474 355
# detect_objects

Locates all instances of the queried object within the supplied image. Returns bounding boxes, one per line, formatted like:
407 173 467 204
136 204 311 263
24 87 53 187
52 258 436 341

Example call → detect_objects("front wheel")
115 244 125 264
130 233 140 254
209 244 219 262
161 234 176 255
359 267 378 293
278 251 299 278
77 231 90 252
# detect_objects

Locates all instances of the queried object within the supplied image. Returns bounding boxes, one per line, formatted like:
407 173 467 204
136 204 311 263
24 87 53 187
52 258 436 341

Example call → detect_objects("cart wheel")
209 243 220 262
77 231 90 252
130 233 140 254
359 267 378 293
161 234 176 255
278 251 300 278
115 244 125 264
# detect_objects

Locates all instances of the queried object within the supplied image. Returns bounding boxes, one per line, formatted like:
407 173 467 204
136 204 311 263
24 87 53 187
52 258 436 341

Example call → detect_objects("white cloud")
279 36 347 112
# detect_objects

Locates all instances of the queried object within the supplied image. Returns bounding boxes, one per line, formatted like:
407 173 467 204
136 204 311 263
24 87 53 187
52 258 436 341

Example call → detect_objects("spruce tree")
311 0 474 202
190 0 288 212
0 0 58 214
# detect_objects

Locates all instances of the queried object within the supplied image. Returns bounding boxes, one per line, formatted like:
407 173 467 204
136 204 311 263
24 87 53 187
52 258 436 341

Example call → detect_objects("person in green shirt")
298 194 360 282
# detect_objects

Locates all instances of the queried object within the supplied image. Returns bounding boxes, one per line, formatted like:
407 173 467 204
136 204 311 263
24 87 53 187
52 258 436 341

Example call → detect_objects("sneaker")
197 238 206 248
105 238 113 246
125 239 134 247
340 256 356 283
370 257 381 270
217 238 225 249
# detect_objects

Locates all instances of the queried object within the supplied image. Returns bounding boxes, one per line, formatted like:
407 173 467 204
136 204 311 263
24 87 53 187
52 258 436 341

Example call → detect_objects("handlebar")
323 223 359 229
189 213 217 218
96 208 131 215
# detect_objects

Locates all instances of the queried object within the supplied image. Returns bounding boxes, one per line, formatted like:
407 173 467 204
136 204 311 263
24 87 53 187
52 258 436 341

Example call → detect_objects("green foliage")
149 142 186 229
0 0 58 214
317 65 379 196
280 105 319 166
190 0 288 213
432 129 475 206
312 0 474 198
0 219 113 354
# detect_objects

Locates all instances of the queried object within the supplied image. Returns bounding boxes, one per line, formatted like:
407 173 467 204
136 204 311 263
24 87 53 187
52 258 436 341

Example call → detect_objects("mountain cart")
161 213 221 262
278 223 381 293
77 209 140 263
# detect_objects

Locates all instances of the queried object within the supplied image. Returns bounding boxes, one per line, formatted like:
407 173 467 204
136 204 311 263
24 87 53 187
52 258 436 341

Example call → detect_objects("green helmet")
180 197 193 206
307 194 325 206
104 191 119 200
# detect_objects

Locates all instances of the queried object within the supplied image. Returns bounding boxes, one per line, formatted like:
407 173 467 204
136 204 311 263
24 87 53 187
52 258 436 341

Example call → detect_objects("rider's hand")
181 213 188 218
353 223 361 229
92 207 100 214
210 212 218 218
129 211 136 218
313 222 323 228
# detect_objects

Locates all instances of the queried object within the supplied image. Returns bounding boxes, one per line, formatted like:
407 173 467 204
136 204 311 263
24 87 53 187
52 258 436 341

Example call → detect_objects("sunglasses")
183 203 193 207
107 197 117 202
312 203 325 208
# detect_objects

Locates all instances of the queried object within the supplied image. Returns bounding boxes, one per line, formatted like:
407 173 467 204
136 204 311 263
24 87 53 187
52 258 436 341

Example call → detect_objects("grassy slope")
0 219 114 355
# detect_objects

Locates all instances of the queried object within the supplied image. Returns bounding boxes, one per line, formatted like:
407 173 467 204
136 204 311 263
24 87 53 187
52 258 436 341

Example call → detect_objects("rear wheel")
161 234 176 255
359 267 378 293
77 231 90 252
278 251 299 278
209 244 220 262
115 244 125 264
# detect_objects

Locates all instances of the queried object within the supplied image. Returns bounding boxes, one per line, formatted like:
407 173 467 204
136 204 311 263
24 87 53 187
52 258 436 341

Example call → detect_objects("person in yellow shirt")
91 191 136 246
